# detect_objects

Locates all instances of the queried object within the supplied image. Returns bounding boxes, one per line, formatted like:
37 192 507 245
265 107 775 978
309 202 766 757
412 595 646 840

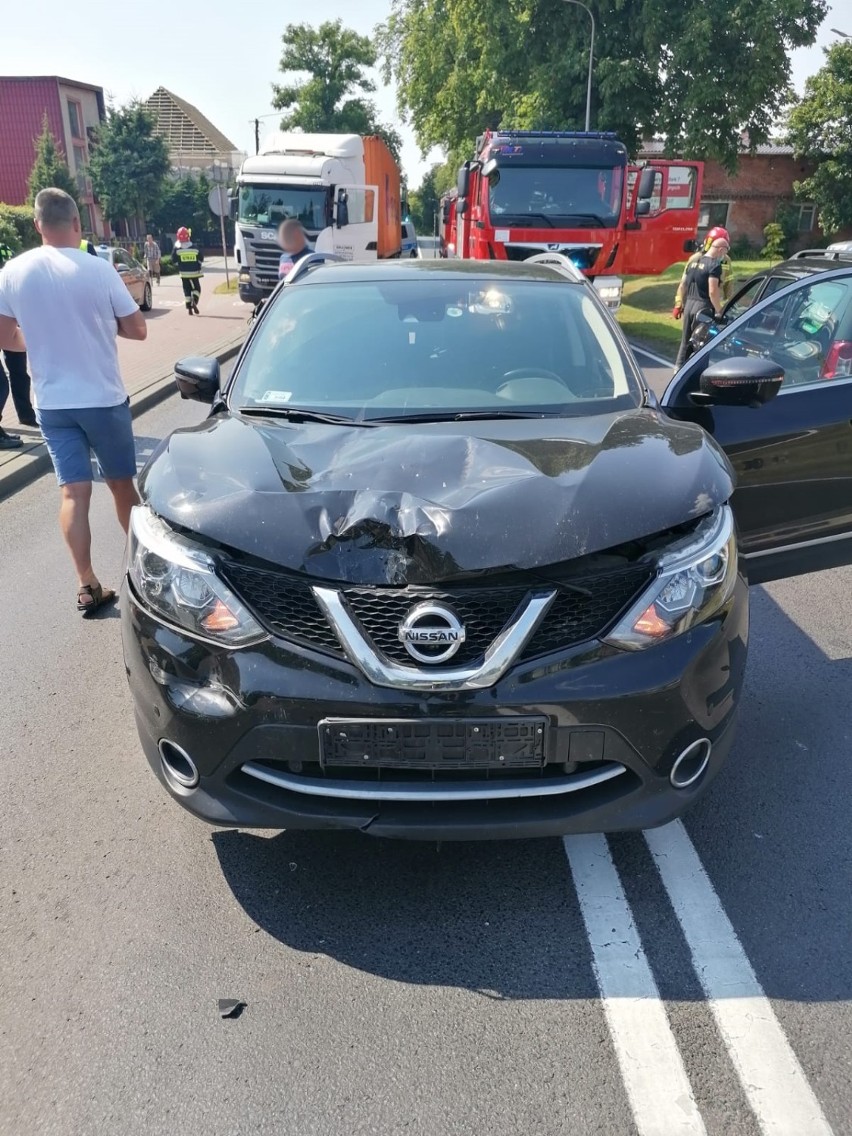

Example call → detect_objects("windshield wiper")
501 212 555 228
372 410 563 424
564 213 608 227
238 406 370 426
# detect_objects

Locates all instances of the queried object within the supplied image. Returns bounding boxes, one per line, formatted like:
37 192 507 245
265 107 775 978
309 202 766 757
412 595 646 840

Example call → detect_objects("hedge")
0 204 39 253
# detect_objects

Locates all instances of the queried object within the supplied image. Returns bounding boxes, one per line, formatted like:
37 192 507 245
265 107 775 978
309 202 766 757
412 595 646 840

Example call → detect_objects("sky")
3 1 847 189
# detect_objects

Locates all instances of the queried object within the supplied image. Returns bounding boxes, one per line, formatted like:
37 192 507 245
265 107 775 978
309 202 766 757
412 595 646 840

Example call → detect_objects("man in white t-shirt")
0 188 147 618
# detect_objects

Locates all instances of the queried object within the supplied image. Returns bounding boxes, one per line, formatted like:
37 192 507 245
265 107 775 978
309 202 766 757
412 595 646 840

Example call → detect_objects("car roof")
293 258 584 286
774 249 852 273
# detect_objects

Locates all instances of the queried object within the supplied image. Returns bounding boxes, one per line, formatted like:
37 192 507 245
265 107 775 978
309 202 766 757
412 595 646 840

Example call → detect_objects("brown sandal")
77 583 117 619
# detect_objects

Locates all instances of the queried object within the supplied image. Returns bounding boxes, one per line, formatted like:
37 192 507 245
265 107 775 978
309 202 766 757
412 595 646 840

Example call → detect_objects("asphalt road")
1 376 850 1136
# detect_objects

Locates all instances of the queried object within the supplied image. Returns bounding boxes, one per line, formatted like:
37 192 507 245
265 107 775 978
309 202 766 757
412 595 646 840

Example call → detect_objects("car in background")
401 220 419 258
828 239 852 255
122 255 852 841
691 247 852 352
95 244 153 311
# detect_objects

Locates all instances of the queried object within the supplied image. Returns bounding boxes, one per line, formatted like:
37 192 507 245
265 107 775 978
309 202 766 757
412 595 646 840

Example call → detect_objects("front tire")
141 283 153 312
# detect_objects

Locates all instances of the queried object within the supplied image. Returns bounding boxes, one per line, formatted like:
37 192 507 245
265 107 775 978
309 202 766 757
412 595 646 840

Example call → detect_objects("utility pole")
562 0 596 132
250 112 280 155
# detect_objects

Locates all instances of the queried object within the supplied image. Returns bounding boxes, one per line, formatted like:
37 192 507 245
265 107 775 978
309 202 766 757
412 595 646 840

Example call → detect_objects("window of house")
79 205 93 233
796 204 816 232
73 144 86 172
698 202 731 231
67 100 84 139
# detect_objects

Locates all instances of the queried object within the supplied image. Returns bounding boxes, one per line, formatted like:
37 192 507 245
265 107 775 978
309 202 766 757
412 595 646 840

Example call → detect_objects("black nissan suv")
122 256 852 840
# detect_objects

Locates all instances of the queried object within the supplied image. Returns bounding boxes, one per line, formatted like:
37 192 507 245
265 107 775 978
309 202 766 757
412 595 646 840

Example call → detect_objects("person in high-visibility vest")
673 226 734 319
79 238 97 256
171 226 204 315
674 235 730 368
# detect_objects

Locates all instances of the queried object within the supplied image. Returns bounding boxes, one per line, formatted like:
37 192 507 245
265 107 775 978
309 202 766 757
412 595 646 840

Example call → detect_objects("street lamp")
830 28 850 37
562 0 596 132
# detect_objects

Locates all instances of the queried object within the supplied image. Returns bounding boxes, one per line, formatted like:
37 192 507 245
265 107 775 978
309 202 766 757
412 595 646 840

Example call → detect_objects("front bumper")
122 576 748 841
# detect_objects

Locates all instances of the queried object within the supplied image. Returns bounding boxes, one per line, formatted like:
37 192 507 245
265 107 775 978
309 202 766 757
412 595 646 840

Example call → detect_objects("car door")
112 249 138 302
126 253 147 299
662 270 852 583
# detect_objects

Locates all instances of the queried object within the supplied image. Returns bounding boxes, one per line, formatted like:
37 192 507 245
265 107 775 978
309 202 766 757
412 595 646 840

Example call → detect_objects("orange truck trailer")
234 132 402 305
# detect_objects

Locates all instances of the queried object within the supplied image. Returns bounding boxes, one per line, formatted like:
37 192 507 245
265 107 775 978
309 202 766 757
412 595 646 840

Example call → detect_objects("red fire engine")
438 131 704 309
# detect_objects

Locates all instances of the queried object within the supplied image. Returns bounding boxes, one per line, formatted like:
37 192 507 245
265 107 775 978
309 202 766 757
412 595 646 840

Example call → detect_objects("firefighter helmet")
706 226 730 245
176 226 190 242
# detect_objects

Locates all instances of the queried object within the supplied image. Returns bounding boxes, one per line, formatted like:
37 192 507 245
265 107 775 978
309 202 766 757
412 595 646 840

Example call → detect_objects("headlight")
127 507 267 648
604 506 738 650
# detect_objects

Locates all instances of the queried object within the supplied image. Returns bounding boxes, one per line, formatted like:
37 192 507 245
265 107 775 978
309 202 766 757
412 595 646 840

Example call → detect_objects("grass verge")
617 259 774 361
214 278 239 294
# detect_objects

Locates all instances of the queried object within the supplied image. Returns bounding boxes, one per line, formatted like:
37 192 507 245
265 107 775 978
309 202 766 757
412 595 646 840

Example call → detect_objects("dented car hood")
140 409 734 585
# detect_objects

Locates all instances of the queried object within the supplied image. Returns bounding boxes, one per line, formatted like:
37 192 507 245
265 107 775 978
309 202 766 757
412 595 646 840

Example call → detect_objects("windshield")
238 185 329 230
488 166 624 228
231 277 641 421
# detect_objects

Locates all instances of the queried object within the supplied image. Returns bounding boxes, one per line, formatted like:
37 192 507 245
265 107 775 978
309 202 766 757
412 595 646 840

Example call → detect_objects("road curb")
0 337 243 503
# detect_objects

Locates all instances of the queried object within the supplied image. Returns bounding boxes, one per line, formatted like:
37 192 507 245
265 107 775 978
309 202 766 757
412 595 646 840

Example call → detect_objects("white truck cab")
233 132 402 305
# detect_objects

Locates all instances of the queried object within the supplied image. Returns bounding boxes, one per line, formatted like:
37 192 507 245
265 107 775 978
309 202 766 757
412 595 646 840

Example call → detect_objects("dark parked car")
690 247 852 353
122 256 852 840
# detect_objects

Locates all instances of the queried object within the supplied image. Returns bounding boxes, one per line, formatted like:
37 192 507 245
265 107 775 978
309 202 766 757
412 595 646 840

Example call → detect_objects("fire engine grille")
503 244 601 271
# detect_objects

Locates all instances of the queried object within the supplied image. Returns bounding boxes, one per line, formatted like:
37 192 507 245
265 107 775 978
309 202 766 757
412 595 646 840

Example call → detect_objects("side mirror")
175 356 221 403
637 167 656 200
336 189 349 229
457 198 468 216
457 164 470 198
683 238 699 253
635 200 651 217
694 356 783 408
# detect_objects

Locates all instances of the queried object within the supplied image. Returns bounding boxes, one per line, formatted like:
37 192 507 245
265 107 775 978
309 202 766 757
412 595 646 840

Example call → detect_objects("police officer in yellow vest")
673 226 734 317
171 226 204 315
79 238 97 255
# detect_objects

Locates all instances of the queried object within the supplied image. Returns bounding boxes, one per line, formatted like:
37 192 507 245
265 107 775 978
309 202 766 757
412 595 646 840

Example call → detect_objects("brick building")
638 140 845 251
0 76 108 238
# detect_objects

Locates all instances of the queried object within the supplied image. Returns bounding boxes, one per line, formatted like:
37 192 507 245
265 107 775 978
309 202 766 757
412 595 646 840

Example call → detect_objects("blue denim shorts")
38 399 137 486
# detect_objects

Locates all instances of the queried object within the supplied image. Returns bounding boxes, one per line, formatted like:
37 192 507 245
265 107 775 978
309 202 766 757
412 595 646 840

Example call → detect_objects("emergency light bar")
487 131 619 142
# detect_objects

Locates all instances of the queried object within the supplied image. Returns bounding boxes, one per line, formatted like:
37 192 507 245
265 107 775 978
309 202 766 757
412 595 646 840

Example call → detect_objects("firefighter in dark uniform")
674 225 734 313
171 226 204 315
673 235 730 368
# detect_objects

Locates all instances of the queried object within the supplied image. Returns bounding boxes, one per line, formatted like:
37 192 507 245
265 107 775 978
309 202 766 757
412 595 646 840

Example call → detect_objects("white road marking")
564 834 707 1135
629 342 676 368
646 821 834 1136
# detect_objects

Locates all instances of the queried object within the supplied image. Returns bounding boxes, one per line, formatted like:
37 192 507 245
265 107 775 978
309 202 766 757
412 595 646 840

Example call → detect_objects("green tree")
88 102 170 234
148 171 232 244
272 20 403 164
379 0 826 170
27 116 80 207
408 164 442 233
787 40 852 235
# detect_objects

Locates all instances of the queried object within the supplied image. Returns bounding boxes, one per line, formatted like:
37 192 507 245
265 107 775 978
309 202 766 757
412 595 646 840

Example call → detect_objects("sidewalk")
0 258 248 499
